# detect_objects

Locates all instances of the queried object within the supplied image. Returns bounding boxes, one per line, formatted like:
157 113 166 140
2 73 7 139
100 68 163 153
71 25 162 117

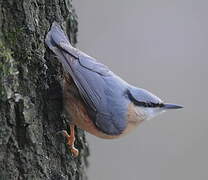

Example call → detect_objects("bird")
45 22 183 157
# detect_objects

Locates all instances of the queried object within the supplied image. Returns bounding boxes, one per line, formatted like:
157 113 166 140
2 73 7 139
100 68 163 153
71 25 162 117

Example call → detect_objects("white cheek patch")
136 107 166 121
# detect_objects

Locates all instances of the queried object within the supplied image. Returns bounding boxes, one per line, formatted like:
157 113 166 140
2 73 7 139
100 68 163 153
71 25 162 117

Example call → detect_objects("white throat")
136 107 166 120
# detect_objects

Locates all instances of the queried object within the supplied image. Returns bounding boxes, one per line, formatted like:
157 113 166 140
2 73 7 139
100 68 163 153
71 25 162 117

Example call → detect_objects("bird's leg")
59 124 79 157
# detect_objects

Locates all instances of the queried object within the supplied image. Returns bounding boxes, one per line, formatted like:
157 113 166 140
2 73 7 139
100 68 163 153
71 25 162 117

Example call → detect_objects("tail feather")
45 22 79 59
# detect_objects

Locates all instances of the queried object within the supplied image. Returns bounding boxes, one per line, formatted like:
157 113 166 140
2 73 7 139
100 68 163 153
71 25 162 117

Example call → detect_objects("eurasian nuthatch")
45 22 183 157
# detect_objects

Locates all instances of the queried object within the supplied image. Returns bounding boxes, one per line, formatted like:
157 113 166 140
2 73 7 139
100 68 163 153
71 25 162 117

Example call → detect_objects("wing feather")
45 22 127 135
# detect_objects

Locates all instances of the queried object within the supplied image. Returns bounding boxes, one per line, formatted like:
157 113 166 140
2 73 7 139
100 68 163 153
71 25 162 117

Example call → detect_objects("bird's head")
127 87 183 120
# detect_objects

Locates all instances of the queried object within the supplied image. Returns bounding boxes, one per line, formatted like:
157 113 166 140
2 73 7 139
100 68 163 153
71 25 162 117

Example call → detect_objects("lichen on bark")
0 0 89 179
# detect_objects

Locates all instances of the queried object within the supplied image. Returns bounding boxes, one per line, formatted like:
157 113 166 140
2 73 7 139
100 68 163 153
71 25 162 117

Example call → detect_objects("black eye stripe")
133 101 164 108
127 90 164 108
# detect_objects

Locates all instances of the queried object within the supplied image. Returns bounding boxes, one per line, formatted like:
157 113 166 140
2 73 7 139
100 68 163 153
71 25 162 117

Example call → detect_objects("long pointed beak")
163 103 184 109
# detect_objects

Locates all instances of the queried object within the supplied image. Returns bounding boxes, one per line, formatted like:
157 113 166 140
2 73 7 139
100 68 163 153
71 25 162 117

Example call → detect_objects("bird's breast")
121 103 145 136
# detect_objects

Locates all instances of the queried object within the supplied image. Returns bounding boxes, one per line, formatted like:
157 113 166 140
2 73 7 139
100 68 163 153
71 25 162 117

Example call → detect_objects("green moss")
3 27 24 47
0 40 18 100
0 40 13 74
0 40 18 76
0 40 13 59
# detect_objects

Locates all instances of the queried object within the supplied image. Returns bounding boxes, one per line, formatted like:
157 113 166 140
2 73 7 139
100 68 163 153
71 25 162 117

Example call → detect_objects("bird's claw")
70 146 79 157
56 128 79 157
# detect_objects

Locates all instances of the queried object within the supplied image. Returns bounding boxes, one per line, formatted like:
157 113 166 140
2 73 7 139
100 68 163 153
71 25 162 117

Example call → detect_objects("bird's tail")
45 21 79 59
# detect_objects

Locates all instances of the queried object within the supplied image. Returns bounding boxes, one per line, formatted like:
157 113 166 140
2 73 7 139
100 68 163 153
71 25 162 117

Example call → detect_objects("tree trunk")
0 0 89 179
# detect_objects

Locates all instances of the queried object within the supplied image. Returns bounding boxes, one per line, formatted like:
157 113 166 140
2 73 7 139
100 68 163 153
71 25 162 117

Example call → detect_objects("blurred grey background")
73 0 208 180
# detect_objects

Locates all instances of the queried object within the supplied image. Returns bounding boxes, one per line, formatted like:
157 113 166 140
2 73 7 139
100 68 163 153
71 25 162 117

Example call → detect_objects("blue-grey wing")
45 22 127 135
45 22 111 110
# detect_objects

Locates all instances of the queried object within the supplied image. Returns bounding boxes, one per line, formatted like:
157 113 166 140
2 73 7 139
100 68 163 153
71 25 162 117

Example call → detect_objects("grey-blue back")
45 22 130 135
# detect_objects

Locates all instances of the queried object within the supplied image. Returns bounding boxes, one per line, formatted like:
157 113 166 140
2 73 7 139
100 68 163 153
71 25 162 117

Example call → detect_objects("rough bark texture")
0 0 89 179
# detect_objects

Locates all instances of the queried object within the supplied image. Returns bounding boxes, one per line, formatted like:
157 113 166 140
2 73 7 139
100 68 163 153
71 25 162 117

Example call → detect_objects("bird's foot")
57 125 79 157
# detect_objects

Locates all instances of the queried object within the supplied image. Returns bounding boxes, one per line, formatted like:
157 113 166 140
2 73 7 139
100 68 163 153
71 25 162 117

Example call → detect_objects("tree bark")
0 0 89 179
